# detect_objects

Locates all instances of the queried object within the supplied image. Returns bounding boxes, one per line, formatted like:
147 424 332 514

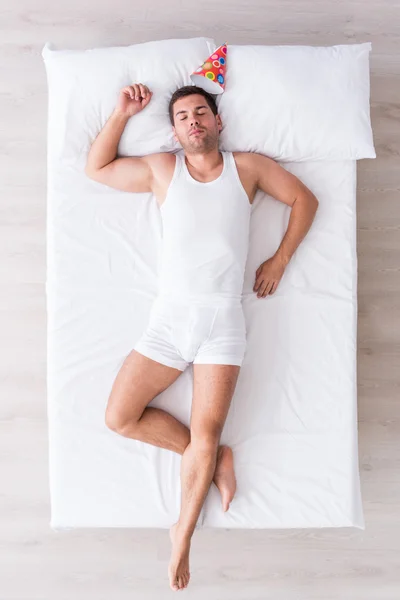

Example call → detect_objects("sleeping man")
85 83 319 592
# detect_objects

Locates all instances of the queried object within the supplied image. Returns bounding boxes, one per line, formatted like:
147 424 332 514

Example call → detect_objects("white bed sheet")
47 155 364 530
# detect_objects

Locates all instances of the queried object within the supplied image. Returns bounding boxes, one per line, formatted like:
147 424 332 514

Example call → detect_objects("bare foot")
213 445 237 512
168 522 191 591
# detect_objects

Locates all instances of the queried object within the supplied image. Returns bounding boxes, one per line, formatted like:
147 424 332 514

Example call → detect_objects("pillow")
217 43 376 161
41 37 216 163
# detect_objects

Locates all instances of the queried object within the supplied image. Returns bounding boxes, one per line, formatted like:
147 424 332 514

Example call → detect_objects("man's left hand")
253 255 286 298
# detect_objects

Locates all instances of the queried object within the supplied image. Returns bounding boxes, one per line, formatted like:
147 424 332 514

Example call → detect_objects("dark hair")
168 85 218 125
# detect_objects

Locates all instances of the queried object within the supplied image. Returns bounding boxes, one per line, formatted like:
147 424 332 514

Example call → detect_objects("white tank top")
157 149 252 307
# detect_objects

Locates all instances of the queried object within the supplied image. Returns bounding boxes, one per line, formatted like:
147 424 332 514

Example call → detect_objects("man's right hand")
116 83 153 117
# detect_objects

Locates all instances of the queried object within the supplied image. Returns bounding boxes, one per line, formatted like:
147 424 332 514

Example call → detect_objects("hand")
253 255 286 298
116 83 153 117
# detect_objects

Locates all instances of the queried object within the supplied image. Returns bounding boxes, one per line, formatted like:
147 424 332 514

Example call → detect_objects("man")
85 83 319 591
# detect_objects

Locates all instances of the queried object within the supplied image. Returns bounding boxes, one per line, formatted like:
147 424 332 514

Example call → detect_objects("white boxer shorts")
133 297 247 371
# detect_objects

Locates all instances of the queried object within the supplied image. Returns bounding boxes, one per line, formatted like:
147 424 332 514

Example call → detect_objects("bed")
42 37 375 530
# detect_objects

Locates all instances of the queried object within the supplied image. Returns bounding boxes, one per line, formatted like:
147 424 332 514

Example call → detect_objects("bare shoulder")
232 151 265 184
143 152 176 179
233 151 276 171
144 152 177 205
231 152 261 204
144 151 176 166
232 151 255 165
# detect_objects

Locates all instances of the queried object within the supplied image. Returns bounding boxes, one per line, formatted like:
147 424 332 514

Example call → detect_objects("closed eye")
180 112 206 121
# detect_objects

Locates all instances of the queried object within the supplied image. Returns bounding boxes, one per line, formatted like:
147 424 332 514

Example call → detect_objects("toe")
171 577 179 591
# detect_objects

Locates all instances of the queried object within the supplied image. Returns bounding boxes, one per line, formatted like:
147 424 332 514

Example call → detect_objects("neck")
184 148 222 174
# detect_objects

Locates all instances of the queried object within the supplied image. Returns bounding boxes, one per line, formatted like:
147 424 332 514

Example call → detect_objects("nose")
190 117 200 127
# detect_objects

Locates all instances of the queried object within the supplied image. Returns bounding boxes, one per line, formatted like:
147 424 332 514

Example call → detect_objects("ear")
216 114 223 132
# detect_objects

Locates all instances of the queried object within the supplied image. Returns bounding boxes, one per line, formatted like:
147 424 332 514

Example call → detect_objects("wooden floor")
1 1 399 598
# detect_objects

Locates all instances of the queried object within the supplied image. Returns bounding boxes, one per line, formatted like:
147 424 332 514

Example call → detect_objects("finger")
258 281 269 297
131 84 141 100
254 279 263 293
124 86 135 99
269 281 277 294
140 84 151 99
139 83 147 98
254 274 262 289
142 91 153 106
262 281 274 297
127 85 140 100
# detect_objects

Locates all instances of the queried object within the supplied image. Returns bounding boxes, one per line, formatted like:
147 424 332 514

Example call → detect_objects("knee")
105 405 136 437
105 406 123 434
190 422 222 452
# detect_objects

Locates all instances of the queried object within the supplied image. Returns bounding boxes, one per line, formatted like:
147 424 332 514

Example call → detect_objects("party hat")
190 42 227 94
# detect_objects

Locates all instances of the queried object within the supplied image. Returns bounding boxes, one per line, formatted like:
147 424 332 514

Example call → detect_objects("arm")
273 192 319 268
251 153 319 297
85 83 154 193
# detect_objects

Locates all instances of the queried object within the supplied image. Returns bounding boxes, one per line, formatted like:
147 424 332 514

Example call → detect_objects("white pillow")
217 43 376 161
41 37 216 162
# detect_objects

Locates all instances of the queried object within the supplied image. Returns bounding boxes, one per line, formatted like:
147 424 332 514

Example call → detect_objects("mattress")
46 153 364 530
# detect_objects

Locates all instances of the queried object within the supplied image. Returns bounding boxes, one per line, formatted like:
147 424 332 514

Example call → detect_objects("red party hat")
190 43 227 94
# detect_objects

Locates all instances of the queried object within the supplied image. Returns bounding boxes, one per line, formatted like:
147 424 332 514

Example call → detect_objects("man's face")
172 94 222 153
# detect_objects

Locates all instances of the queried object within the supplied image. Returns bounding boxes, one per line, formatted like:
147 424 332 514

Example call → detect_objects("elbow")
85 165 97 179
312 197 319 224
310 194 319 212
295 193 319 213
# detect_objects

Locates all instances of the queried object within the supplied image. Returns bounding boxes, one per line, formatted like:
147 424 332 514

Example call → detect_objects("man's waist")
156 290 243 309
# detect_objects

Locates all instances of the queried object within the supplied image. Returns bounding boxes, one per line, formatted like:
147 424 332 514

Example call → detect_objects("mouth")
190 129 204 136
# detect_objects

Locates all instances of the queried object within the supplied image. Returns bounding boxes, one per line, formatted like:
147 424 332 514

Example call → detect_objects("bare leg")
105 349 188 454
168 364 240 592
106 350 236 510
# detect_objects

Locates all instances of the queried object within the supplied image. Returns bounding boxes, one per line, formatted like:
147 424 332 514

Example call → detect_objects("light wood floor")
1 1 399 598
